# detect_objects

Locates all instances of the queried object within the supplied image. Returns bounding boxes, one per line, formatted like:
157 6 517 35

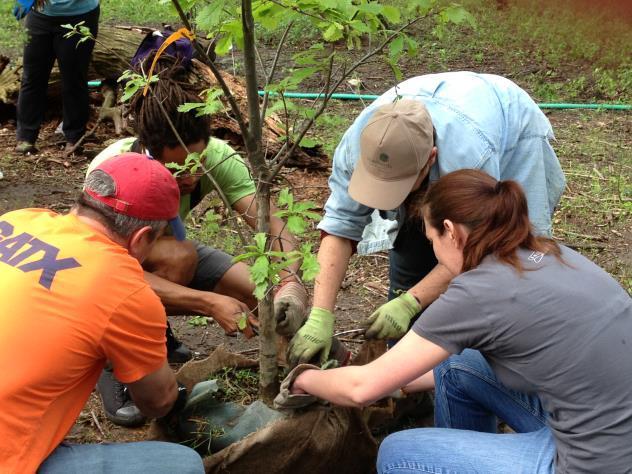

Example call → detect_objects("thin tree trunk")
241 0 279 403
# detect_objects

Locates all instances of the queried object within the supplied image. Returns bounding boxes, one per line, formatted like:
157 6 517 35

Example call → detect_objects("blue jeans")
377 350 555 473
38 441 204 473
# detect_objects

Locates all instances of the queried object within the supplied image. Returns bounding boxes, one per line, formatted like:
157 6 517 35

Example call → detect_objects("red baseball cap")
85 152 186 240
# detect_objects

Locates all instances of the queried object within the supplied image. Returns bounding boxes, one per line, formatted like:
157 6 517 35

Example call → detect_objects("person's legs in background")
39 441 204 474
54 6 100 147
16 12 56 151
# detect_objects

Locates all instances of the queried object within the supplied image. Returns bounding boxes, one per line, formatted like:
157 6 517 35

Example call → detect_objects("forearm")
312 234 353 312
293 331 449 406
144 271 213 316
293 365 382 407
407 263 454 308
402 370 435 393
128 361 178 418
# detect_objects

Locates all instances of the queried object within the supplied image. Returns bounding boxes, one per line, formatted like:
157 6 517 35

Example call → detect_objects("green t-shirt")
88 137 256 219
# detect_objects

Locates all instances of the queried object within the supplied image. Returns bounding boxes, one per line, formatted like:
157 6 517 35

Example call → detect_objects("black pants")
387 218 437 340
16 6 100 144
388 217 438 301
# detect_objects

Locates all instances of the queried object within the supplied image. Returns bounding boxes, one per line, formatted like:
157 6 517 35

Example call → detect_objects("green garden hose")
86 80 631 110
256 91 632 111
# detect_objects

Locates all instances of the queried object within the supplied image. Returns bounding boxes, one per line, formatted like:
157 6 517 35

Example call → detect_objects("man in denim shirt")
287 72 566 366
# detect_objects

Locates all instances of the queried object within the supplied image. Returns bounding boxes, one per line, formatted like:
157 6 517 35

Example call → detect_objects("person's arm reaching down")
144 271 255 337
127 361 178 418
292 331 449 407
287 234 354 366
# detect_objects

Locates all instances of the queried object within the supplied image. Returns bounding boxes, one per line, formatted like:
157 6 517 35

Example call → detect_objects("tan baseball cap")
348 99 434 210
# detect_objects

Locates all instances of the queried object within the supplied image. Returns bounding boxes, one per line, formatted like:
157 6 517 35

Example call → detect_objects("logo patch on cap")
379 153 389 163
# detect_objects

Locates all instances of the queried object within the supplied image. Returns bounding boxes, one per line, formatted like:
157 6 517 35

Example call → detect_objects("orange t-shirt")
0 209 167 473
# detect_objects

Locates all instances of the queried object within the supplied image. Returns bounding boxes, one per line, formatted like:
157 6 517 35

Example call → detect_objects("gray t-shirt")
413 246 632 474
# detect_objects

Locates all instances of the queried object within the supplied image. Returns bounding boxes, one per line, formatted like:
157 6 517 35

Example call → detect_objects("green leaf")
277 188 293 208
254 233 268 253
196 0 227 31
323 22 344 42
188 316 210 327
386 55 403 82
409 0 434 15
349 20 371 34
178 102 204 113
251 255 270 285
356 2 383 15
215 34 233 56
287 215 307 235
440 5 476 28
237 313 248 331
223 19 245 49
381 5 402 24
293 201 318 212
405 36 419 58
232 252 259 263
299 137 318 148
254 282 267 300
388 35 404 61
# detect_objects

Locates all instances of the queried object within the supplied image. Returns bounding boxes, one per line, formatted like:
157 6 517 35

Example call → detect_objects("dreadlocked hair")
128 54 210 159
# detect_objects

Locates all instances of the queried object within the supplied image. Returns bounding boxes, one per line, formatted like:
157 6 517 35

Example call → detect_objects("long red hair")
419 169 561 273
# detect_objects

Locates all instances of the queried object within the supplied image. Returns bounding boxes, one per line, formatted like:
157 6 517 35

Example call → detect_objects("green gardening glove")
287 307 334 368
365 292 421 340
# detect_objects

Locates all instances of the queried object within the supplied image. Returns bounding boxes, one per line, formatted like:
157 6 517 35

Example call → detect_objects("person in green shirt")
89 56 307 427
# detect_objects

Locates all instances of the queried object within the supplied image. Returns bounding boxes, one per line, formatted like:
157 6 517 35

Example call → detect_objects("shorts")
188 243 234 291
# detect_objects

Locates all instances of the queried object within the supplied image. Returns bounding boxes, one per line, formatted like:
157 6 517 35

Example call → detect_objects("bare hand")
206 293 257 338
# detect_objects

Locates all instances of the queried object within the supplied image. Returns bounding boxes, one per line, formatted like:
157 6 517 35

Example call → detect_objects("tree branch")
260 20 293 122
268 16 422 179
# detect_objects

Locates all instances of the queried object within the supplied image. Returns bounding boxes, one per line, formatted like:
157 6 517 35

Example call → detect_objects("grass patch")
99 0 178 25
452 0 632 102
214 367 260 405
0 0 27 57
552 111 631 292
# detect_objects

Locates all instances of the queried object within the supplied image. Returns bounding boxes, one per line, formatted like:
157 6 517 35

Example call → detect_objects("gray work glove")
274 281 309 338
273 363 320 410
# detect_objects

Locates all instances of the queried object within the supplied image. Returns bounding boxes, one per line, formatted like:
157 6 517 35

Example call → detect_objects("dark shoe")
15 141 37 155
97 367 146 427
166 321 192 363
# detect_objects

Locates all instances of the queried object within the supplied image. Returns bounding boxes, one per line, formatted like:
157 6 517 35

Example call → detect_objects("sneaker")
97 367 146 427
166 321 192 363
15 141 36 155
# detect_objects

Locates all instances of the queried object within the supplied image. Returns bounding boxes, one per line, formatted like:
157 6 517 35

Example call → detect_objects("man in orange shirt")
0 152 203 473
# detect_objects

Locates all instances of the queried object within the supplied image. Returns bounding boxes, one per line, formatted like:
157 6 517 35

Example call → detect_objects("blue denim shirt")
318 72 566 254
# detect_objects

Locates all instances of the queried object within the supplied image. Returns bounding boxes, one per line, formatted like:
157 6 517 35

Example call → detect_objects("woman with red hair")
278 169 632 473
